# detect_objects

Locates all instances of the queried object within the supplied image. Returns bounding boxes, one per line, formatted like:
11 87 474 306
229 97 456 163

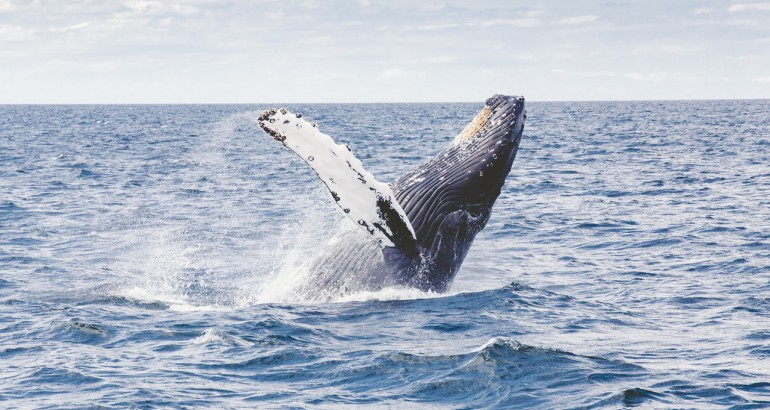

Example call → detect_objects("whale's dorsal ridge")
258 108 418 251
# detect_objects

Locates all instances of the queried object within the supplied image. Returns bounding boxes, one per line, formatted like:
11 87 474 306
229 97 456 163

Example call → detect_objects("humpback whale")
258 94 525 300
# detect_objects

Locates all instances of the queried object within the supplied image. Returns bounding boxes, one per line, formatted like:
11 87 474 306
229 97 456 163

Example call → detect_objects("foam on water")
192 329 253 346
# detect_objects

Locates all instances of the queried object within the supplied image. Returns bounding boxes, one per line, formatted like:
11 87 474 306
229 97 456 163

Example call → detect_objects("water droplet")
308 155 314 161
479 171 484 176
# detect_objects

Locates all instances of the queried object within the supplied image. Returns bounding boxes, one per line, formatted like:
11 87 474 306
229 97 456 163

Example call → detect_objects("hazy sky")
1 0 769 103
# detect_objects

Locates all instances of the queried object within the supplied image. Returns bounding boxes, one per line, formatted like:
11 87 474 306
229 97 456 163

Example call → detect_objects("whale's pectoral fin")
258 108 418 250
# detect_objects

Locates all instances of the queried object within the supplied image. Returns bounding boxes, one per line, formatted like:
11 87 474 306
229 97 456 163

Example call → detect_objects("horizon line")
1 97 769 105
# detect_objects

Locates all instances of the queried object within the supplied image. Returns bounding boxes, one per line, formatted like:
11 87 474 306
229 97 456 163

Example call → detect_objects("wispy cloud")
552 69 617 78
123 0 198 15
728 2 770 11
625 72 669 82
48 21 93 33
634 44 703 55
557 15 598 25
415 23 459 31
753 76 770 82
401 55 457 65
476 18 540 28
0 24 35 42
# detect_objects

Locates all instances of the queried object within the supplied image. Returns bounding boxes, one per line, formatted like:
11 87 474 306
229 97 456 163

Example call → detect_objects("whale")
258 94 526 300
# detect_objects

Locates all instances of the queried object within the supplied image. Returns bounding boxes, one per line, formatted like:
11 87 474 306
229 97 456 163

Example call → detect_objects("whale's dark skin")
273 95 526 300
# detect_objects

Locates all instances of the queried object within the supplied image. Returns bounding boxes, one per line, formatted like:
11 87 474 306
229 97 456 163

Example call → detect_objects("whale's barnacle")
258 108 277 122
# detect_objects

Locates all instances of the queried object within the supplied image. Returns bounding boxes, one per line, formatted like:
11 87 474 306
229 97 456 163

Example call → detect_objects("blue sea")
1 100 769 409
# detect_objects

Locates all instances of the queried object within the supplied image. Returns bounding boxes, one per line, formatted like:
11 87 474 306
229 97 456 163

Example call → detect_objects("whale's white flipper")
258 108 417 249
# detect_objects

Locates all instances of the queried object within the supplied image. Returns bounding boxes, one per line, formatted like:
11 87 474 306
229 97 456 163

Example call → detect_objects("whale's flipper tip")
257 107 418 250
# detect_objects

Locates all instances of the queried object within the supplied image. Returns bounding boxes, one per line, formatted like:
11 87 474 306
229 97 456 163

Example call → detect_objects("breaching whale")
258 94 525 300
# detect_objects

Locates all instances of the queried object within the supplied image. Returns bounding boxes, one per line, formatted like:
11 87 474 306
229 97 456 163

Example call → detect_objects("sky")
1 0 769 103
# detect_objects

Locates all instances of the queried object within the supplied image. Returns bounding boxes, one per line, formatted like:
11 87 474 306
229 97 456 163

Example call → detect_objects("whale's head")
392 94 525 291
450 94 526 187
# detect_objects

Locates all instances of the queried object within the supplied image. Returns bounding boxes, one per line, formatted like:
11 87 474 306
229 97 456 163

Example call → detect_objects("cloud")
477 18 540 28
378 68 425 79
2 0 769 102
634 44 702 55
415 23 459 31
625 72 669 82
264 10 284 20
0 24 35 42
46 59 121 74
552 69 617 78
48 21 93 33
557 15 598 25
728 2 770 12
0 0 16 12
402 55 456 64
514 53 536 62
298 35 332 45
123 0 198 15
721 18 763 26
379 68 409 79
658 45 701 53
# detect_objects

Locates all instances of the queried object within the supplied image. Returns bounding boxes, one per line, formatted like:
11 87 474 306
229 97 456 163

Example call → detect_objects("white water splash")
107 109 445 309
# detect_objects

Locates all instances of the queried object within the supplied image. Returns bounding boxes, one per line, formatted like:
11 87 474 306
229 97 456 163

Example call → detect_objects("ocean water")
1 100 769 409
